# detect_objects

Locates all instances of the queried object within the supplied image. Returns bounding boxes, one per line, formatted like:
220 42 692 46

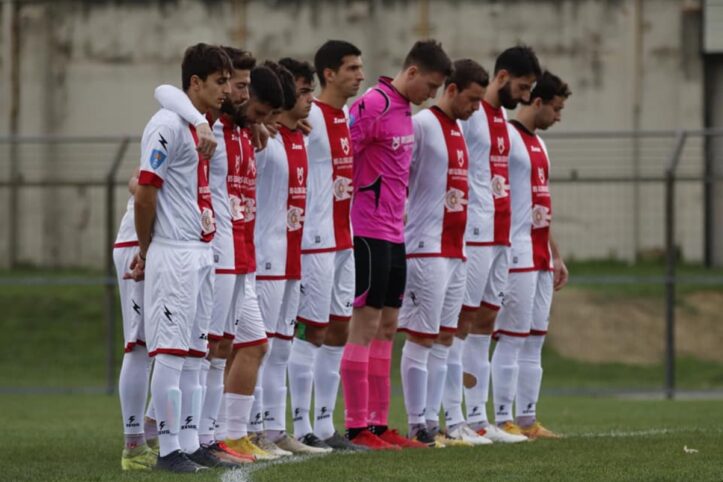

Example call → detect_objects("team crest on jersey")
149 149 167 169
243 198 256 222
201 207 216 234
444 187 466 212
491 174 509 199
296 167 305 186
457 149 465 166
340 137 350 155
229 195 244 221
333 176 353 201
287 206 304 231
531 204 551 228
538 167 546 184
497 136 506 154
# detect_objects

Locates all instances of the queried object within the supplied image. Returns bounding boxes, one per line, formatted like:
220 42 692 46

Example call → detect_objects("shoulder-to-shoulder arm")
154 85 208 127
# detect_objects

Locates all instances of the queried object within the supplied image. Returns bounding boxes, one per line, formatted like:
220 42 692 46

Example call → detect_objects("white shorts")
462 245 509 312
209 273 244 341
398 257 466 338
257 279 301 340
233 273 269 349
297 249 354 326
495 270 553 337
144 238 214 358
113 245 145 352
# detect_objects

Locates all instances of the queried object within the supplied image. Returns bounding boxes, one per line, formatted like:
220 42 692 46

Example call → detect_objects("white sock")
425 343 449 431
226 393 254 440
288 339 318 438
262 338 291 432
215 393 228 441
516 335 545 421
401 340 431 427
443 337 465 428
179 357 203 454
199 357 225 445
491 335 525 423
463 334 491 424
151 354 184 457
313 345 344 440
248 384 264 433
119 346 151 440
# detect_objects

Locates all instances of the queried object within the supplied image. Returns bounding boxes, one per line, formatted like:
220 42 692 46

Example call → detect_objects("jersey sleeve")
154 84 208 127
138 119 176 188
349 89 386 156
411 114 425 171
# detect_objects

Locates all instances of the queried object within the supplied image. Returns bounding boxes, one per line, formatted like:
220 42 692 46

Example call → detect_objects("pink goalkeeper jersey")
508 120 553 272
405 106 469 259
349 77 415 243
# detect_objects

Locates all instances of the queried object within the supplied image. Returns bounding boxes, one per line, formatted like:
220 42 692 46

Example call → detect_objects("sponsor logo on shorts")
410 291 419 306
163 305 174 325
131 299 141 315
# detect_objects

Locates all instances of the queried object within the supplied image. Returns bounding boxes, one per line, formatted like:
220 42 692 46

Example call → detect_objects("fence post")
105 138 130 395
664 131 686 400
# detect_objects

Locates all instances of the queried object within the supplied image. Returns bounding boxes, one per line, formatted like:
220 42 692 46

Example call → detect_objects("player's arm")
349 92 384 156
550 233 568 291
154 84 216 158
128 168 140 195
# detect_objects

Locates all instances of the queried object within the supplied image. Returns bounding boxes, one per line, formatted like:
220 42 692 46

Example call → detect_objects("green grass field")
1 264 722 480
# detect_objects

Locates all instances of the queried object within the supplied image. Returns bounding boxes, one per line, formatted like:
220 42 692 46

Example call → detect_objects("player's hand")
553 257 568 291
195 122 217 159
251 123 270 151
297 119 313 136
123 252 146 282
265 121 279 138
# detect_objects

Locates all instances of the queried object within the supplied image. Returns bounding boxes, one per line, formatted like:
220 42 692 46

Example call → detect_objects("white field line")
566 427 723 438
221 453 336 482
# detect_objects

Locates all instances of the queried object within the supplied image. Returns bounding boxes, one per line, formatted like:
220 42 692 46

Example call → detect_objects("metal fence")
1 129 722 396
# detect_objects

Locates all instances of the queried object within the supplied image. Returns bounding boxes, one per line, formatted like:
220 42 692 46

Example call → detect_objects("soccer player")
340 40 452 450
126 43 232 473
448 46 541 443
254 57 330 454
115 169 157 470
286 40 366 451
495 70 570 439
398 59 491 447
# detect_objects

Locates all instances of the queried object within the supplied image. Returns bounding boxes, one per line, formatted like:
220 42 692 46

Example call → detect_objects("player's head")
279 57 316 120
234 65 284 127
181 43 232 112
220 46 256 114
314 40 364 98
493 45 541 109
442 59 489 121
523 70 571 130
400 39 453 106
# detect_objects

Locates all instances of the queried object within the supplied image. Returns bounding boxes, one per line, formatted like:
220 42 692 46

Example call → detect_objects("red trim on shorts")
466 241 510 247
233 338 269 350
461 304 479 312
406 253 466 261
256 274 298 281
329 314 351 322
223 332 235 340
300 246 349 255
216 268 246 275
397 327 438 339
274 333 294 341
114 241 139 249
149 348 188 357
509 267 553 273
494 329 529 338
297 316 327 327
439 326 457 333
480 301 501 312
265 332 275 338
138 170 163 188
188 349 207 358
207 333 225 342
123 340 147 353
530 329 548 336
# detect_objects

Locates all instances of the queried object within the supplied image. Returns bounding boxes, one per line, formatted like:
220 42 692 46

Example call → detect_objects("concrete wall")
0 0 708 267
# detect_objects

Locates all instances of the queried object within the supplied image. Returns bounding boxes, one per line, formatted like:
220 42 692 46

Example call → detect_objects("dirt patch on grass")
549 289 723 364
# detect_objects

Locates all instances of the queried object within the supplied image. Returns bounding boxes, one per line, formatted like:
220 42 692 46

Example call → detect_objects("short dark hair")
264 60 297 111
402 39 453 76
279 57 316 84
249 65 284 110
314 40 362 87
528 70 572 104
494 45 542 79
445 59 489 91
221 46 256 71
182 43 233 91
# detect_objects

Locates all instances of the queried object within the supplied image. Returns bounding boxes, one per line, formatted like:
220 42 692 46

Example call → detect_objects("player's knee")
324 321 349 346
217 338 233 359
436 331 455 346
296 322 325 346
407 333 434 348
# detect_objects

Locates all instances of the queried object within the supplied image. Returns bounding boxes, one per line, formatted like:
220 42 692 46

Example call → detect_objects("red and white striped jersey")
507 120 553 272
406 107 469 260
255 125 308 280
210 115 248 273
301 99 353 253
460 100 511 246
138 109 215 243
114 197 138 248
239 128 257 273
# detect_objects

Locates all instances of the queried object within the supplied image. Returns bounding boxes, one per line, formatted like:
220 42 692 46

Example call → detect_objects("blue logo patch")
150 149 167 169
348 113 356 127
